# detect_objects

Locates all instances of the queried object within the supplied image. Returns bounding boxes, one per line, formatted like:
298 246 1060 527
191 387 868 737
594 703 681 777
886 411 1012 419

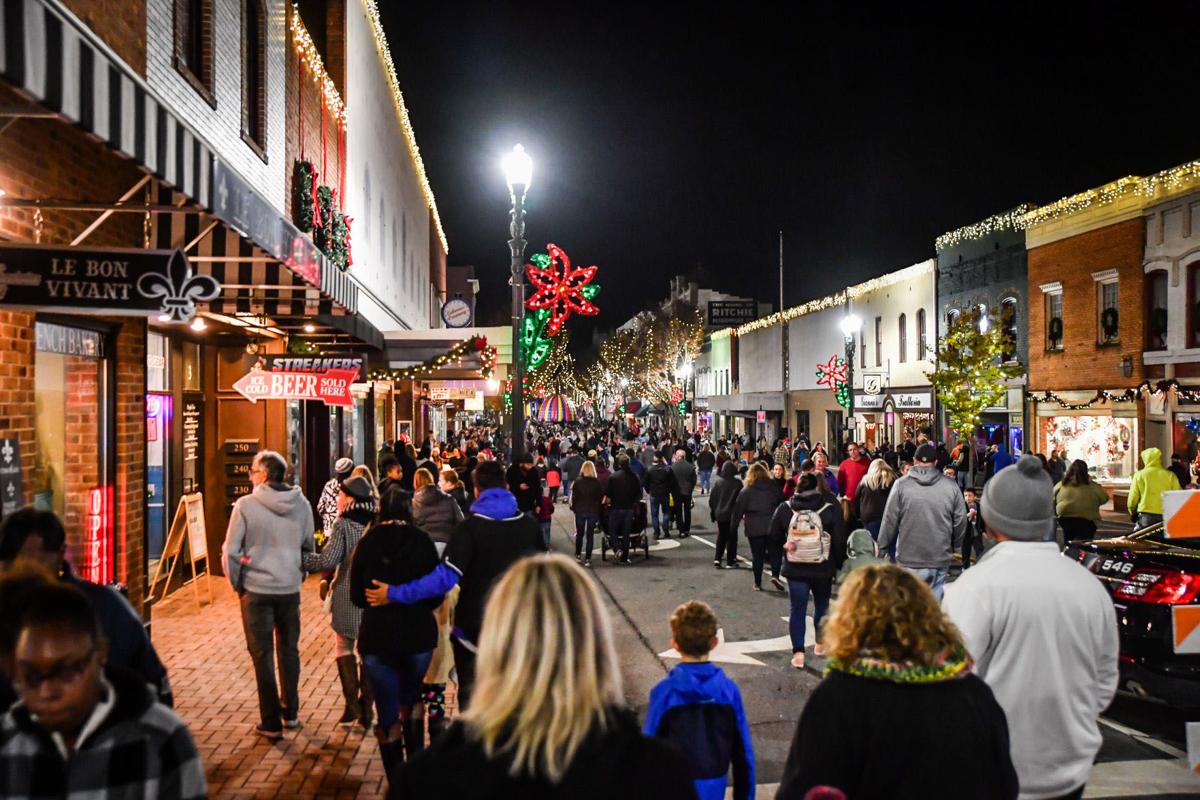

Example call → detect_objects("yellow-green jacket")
1128 447 1181 516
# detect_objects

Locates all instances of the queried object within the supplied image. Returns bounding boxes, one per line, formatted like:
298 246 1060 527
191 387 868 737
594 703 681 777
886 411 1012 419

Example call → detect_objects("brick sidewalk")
152 577 394 799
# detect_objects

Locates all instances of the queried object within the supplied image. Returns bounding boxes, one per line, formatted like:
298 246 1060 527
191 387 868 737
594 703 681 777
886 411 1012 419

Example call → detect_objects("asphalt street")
545 491 1200 798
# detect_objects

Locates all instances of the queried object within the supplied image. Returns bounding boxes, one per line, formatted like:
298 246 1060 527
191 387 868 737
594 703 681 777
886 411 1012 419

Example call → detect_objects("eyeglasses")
15 648 97 691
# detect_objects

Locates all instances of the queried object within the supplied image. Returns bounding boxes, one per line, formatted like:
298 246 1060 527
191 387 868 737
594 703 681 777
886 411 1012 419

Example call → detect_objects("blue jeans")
362 651 433 729
699 469 712 493
650 495 670 534
609 508 634 559
575 513 598 560
787 577 832 653
539 520 552 550
906 567 948 602
563 478 573 499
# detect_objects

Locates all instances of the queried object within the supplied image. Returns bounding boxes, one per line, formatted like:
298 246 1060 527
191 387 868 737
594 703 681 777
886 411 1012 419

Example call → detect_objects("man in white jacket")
944 454 1118 800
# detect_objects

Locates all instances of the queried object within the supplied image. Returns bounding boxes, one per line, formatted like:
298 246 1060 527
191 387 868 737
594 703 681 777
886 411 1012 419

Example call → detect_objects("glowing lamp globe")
503 144 533 193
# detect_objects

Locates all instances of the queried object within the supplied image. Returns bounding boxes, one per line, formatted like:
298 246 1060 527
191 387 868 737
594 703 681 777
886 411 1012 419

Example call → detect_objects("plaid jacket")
0 667 206 800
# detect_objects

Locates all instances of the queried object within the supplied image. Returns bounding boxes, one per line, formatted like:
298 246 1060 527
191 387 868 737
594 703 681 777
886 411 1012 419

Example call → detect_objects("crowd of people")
0 411 1164 799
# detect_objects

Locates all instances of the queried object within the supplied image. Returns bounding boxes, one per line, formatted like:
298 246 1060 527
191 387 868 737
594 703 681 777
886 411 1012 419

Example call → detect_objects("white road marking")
686 532 753 567
658 616 813 665
1098 716 1187 760
648 538 681 551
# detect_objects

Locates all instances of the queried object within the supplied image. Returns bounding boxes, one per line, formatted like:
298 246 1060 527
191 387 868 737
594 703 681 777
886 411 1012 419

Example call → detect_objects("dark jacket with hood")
708 462 743 525
605 467 642 510
398 450 419 491
383 488 543 645
645 462 675 498
769 489 845 580
378 476 414 523
643 662 755 800
570 475 603 516
730 478 783 540
394 709 695 800
351 521 442 659
853 480 892 526
412 485 465 545
697 449 717 472
506 464 542 513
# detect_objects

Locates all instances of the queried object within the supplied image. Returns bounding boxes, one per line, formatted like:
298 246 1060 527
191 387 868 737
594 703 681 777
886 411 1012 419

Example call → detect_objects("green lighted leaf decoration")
530 252 551 269
580 284 601 300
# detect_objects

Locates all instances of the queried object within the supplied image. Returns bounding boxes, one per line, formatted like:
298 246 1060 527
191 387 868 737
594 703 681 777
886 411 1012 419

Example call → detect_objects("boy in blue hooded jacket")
644 601 755 800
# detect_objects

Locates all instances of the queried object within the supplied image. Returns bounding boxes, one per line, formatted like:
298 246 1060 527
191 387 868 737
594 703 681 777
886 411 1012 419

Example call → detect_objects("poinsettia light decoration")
524 243 600 336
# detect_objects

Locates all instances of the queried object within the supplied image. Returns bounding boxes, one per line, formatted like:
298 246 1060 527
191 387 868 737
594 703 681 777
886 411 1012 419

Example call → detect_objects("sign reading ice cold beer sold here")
232 367 357 407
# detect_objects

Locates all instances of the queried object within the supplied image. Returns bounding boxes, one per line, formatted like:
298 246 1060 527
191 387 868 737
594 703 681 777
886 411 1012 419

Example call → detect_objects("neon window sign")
83 485 114 584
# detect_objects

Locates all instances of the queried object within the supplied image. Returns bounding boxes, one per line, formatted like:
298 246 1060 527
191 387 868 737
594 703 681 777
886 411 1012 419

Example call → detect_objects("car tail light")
1114 569 1200 605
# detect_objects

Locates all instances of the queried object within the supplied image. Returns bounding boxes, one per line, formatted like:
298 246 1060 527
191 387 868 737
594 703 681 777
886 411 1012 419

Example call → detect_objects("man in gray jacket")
222 450 315 739
670 448 698 536
877 443 966 601
560 448 584 504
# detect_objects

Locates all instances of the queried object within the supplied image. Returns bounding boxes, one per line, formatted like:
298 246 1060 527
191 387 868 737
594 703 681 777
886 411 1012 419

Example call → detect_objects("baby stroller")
600 500 650 561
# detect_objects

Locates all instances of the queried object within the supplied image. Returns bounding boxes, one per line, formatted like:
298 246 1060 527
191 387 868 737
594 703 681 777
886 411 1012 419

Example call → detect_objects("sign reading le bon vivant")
0 244 218 322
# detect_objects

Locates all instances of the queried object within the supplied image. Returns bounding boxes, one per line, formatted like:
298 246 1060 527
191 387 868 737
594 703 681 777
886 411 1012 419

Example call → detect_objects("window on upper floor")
174 0 215 105
241 0 267 157
874 317 882 367
859 331 865 369
916 308 927 358
898 313 907 363
1096 274 1119 345
1000 299 1018 363
1189 262 1200 349
1146 271 1168 352
1045 291 1064 351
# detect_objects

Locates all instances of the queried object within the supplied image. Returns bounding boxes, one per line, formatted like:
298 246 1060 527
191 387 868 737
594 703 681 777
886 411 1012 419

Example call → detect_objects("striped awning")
0 0 360 317
0 0 211 206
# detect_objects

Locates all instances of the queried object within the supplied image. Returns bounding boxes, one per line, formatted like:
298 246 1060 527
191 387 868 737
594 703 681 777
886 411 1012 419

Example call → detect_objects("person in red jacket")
836 442 870 502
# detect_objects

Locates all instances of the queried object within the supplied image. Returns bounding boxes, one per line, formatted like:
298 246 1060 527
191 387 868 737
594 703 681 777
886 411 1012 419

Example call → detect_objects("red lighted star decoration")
525 243 600 336
816 354 851 409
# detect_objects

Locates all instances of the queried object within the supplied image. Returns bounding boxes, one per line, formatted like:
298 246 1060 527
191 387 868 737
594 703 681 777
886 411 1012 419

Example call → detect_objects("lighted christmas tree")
926 306 1024 439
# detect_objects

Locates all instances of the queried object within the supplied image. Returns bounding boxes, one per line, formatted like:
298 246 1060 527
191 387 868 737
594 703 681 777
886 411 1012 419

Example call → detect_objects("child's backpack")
786 503 832 564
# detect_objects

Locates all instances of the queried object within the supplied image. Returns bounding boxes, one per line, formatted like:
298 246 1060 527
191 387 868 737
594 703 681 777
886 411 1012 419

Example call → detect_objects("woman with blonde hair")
853 458 897 541
569 460 603 565
777 564 1017 799
396 555 694 798
730 462 785 591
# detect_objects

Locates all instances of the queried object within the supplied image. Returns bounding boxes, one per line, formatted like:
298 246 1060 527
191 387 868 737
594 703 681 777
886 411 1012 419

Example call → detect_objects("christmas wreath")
1100 307 1119 340
313 185 335 252
292 160 316 232
1048 316 1063 344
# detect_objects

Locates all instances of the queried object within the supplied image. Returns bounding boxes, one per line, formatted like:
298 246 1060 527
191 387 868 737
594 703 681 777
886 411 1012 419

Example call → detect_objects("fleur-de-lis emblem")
137 250 220 323
1 440 12 465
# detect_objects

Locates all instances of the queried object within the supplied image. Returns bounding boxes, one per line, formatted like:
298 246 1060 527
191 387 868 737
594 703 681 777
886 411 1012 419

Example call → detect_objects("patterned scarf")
825 643 972 684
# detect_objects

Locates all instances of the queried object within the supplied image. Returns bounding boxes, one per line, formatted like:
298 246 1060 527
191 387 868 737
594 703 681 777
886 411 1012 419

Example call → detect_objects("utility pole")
779 230 789 440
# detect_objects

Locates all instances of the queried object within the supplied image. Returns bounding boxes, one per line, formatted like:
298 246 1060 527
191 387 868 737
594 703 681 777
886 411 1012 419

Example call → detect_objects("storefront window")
350 386 368 465
287 400 303 487
147 332 168 391
374 383 390 449
1175 415 1200 467
34 322 112 582
1041 414 1137 483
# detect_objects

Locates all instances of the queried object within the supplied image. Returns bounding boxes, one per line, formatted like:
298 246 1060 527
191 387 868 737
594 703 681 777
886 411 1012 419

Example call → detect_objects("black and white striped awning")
0 0 362 320
0 0 211 206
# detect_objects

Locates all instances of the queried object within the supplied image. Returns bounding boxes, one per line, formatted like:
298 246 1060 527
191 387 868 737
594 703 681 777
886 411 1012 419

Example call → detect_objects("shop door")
794 411 810 442
145 393 172 564
826 410 843 448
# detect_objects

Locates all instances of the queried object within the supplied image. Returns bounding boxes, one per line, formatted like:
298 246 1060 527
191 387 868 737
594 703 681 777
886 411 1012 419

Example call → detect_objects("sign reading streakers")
233 366 357 407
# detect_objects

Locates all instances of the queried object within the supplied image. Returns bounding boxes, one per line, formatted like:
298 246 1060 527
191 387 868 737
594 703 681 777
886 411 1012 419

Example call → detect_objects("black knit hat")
339 475 373 501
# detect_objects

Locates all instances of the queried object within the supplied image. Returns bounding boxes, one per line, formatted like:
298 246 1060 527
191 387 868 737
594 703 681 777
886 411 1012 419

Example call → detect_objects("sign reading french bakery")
0 245 218 322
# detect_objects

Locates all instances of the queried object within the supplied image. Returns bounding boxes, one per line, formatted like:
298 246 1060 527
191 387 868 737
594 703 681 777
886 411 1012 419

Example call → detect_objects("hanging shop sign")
441 297 473 328
0 245 218 322
213 160 323 287
854 394 885 410
893 392 932 410
232 366 356 407
260 355 367 382
863 374 884 396
0 439 23 518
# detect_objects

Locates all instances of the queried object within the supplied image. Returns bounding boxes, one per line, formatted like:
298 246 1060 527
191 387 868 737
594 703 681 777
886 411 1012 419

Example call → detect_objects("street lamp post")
840 312 861 453
504 144 533 459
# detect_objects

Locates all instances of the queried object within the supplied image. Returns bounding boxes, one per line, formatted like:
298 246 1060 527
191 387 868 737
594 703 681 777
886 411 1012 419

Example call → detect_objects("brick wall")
284 39 345 221
0 96 149 611
145 0 288 209
61 0 147 76
1027 218 1146 391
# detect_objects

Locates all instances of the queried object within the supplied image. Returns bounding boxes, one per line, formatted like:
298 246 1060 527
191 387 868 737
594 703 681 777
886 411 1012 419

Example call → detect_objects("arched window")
1000 298 1017 362
241 0 267 154
898 313 907 363
916 309 927 358
1145 270 1168 351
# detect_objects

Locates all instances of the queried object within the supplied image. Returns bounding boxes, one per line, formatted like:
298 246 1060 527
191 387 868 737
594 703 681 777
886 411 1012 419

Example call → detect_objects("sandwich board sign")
148 493 213 609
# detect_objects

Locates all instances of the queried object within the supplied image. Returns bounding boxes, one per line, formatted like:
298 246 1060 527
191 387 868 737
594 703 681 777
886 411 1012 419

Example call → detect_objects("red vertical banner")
83 486 115 584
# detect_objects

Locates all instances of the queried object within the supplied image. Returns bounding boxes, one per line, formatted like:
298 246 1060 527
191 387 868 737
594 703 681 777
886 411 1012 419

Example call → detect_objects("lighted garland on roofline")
1034 379 1200 410
935 205 1036 253
369 336 496 382
360 0 449 254
290 4 346 127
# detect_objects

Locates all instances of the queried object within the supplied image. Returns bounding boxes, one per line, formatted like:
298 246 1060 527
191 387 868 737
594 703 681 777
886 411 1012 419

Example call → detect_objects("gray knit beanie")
980 454 1056 541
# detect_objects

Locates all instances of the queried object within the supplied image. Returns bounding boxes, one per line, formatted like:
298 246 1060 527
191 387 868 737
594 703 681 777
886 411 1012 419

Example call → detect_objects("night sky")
383 1 1198 352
